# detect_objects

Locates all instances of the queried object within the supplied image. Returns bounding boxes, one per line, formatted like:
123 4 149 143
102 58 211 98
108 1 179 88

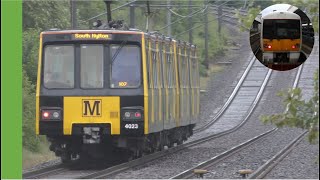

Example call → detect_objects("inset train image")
249 4 315 71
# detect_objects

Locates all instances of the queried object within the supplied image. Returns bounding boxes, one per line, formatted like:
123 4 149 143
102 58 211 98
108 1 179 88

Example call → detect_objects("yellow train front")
261 11 302 69
36 30 200 162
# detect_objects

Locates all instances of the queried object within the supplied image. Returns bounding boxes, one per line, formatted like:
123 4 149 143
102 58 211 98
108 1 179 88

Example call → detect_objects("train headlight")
267 45 272 49
124 112 131 118
52 111 60 118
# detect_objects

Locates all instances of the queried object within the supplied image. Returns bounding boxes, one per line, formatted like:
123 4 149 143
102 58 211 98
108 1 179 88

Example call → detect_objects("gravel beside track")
201 128 305 179
264 137 319 179
23 158 61 174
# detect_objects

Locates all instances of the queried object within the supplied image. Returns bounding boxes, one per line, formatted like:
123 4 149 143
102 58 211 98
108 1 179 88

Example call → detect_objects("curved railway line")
170 64 305 179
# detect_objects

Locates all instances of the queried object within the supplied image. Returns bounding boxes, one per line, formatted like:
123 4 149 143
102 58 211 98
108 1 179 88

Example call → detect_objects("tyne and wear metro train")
36 21 200 162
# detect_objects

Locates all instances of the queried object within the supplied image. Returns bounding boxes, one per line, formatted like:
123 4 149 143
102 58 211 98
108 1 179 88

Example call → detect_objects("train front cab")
261 11 302 65
36 30 200 161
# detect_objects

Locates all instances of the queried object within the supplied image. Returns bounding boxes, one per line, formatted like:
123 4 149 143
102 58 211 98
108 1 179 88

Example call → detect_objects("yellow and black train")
36 29 200 162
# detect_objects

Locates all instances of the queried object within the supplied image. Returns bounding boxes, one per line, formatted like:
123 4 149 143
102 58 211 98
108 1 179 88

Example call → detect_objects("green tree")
23 0 71 85
22 69 42 152
261 69 319 144
23 0 70 30
235 0 261 31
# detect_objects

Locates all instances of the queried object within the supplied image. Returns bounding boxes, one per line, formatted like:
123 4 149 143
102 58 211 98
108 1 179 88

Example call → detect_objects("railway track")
170 128 278 179
23 164 67 179
170 130 308 179
170 63 306 179
194 52 259 133
248 131 308 179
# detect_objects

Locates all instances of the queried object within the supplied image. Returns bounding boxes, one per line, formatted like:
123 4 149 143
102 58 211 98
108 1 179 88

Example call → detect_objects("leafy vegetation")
261 69 319 144
22 69 42 152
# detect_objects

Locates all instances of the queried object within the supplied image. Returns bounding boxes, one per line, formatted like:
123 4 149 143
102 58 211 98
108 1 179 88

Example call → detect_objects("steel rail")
248 131 308 179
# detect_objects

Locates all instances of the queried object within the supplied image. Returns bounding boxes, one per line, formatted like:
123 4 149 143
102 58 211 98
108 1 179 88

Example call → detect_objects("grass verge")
23 141 56 170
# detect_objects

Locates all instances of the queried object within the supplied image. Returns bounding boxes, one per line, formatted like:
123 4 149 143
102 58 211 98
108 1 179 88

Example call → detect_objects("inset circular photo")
250 4 315 71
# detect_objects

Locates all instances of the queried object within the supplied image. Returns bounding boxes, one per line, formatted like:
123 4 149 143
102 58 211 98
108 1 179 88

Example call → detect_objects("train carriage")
261 11 302 65
36 29 200 162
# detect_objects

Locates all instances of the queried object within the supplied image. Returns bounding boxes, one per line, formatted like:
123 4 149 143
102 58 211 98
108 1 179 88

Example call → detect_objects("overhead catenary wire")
86 0 138 22
157 5 208 31
174 13 236 38
168 7 204 18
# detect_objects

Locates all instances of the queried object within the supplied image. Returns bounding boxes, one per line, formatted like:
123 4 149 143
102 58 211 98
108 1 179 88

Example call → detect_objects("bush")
261 69 319 144
22 69 42 152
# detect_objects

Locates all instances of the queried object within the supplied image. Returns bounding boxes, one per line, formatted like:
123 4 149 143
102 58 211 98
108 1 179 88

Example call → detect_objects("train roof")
261 4 298 16
41 29 144 35
262 11 301 20
255 4 301 23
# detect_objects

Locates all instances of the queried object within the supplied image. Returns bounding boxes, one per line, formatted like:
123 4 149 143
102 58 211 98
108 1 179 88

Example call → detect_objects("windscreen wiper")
110 41 127 65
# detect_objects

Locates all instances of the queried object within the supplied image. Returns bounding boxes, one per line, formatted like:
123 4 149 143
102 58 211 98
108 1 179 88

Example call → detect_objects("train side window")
178 46 183 88
166 43 172 88
161 42 168 89
187 47 192 88
152 41 158 88
192 49 197 88
181 48 186 88
177 46 181 88
146 38 153 89
158 41 163 89
184 48 188 88
172 44 176 88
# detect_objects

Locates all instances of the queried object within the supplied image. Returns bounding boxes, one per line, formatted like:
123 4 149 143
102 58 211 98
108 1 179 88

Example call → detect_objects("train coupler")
83 127 101 144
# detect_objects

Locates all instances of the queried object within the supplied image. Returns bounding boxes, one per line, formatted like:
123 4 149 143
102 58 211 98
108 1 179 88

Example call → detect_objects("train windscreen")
43 44 141 89
263 19 300 39
110 45 141 88
80 44 104 88
43 45 75 89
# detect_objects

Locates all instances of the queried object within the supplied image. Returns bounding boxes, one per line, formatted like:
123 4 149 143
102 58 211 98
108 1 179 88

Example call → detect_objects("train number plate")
124 124 139 129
